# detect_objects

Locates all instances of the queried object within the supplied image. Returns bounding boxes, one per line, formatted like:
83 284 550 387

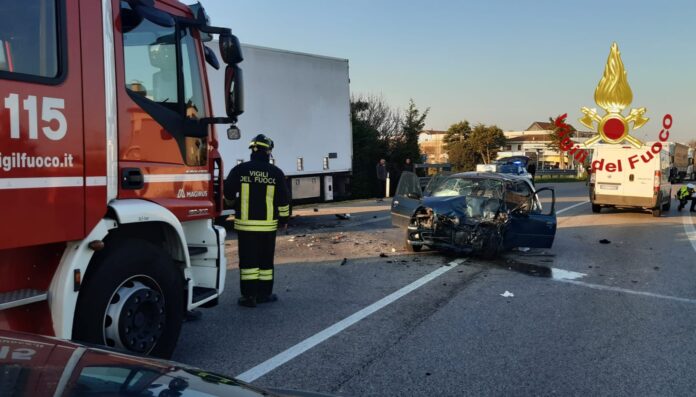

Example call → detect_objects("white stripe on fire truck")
86 176 108 186
0 177 84 189
142 174 211 183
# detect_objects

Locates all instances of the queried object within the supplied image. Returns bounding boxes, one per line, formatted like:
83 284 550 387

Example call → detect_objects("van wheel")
591 204 601 213
662 200 671 211
73 239 184 359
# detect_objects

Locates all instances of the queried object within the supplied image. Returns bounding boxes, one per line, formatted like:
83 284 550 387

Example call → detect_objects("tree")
468 124 507 164
546 114 578 169
350 99 389 198
443 121 472 151
391 99 429 166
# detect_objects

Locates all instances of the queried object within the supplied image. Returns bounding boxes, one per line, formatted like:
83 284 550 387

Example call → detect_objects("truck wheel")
73 239 184 359
405 233 421 252
591 204 601 213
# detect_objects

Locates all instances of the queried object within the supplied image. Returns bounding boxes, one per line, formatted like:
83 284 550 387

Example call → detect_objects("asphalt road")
175 182 696 396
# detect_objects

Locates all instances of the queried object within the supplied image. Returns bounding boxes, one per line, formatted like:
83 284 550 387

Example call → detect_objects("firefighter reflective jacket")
678 186 693 200
224 152 291 232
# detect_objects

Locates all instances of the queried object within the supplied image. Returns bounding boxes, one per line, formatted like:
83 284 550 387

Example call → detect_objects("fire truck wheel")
73 239 184 359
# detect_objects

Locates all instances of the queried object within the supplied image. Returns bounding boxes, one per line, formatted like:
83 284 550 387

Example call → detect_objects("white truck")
589 143 672 217
688 147 695 181
208 43 352 210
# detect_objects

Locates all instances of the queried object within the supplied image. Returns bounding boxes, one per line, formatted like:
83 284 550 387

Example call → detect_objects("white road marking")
551 268 586 280
557 279 696 305
236 259 463 382
556 200 590 215
681 212 696 253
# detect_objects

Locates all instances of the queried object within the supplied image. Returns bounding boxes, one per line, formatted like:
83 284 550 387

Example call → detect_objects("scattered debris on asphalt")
335 213 351 220
379 253 388 258
517 247 530 252
340 258 348 266
391 248 396 253
500 291 514 298
654 266 660 270
599 239 611 244
313 208 319 212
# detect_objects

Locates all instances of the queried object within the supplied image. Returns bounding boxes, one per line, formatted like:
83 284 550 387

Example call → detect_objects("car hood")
421 195 502 223
0 330 333 397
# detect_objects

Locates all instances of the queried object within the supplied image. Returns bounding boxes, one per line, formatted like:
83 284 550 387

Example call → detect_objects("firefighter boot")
238 296 257 308
257 294 278 304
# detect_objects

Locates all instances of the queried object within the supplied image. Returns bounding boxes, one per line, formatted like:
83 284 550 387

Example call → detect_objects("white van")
589 143 672 217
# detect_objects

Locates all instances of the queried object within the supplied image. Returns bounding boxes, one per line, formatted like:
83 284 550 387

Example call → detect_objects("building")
501 121 593 169
419 129 449 164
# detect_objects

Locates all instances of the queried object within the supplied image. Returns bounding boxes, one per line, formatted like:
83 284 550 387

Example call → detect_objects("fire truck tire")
73 239 184 359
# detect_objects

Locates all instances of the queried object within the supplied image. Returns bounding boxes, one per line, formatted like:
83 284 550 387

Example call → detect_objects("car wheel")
405 232 421 252
479 229 501 260
73 239 184 359
591 204 601 213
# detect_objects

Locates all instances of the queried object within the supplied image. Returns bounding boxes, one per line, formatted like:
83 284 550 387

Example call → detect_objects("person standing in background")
403 158 415 173
376 159 387 201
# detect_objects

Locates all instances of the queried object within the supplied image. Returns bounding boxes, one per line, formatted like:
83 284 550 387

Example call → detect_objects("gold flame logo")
580 43 647 148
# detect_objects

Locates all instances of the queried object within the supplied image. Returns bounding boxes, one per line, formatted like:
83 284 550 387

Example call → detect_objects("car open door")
391 171 422 228
505 183 557 248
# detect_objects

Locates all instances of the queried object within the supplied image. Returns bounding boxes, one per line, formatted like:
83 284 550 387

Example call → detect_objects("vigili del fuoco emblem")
580 42 648 148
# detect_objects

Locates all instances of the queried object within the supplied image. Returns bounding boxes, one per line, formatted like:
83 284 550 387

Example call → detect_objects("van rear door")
594 147 654 200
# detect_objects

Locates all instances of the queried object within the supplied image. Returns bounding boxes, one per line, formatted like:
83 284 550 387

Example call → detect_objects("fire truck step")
0 289 48 310
188 246 208 256
192 287 217 304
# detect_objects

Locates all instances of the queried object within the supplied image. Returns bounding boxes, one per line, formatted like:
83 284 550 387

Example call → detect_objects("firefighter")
677 183 696 212
224 134 291 307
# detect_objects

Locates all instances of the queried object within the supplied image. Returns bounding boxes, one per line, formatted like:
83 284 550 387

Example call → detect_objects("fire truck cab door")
0 1 86 249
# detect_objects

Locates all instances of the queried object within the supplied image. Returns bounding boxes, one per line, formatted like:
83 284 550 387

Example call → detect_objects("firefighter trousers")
237 230 277 298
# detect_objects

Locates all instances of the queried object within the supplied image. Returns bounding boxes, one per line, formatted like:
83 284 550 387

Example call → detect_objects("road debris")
517 247 530 252
340 258 348 266
313 208 319 212
599 239 611 244
500 291 514 298
391 248 396 253
379 253 388 258
335 213 351 220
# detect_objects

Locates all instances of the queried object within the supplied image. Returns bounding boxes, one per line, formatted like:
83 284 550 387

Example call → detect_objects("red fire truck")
0 0 244 358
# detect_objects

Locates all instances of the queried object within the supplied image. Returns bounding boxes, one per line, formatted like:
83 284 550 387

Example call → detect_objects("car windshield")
430 177 503 199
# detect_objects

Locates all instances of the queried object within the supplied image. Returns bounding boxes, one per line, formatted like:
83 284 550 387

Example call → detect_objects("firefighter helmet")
249 134 274 151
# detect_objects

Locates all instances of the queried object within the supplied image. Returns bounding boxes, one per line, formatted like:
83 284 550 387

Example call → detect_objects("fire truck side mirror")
224 65 244 118
219 33 243 65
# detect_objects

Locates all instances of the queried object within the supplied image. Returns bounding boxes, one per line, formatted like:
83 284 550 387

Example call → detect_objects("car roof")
448 171 529 182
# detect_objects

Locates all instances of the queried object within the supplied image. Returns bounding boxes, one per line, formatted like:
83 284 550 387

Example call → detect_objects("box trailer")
208 44 352 208
667 142 690 182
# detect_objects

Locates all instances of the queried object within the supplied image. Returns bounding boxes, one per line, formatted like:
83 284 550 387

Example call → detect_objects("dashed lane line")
236 259 464 383
556 200 590 215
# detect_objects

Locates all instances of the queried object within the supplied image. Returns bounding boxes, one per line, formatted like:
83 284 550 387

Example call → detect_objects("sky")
196 0 696 142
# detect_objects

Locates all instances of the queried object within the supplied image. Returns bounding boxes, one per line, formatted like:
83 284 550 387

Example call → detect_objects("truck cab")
0 0 243 358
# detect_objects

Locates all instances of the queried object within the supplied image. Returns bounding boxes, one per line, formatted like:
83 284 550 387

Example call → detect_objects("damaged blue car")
391 172 557 258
